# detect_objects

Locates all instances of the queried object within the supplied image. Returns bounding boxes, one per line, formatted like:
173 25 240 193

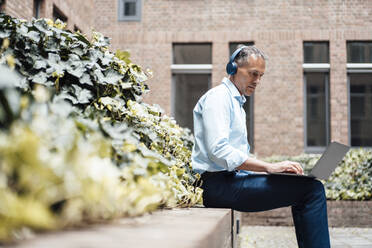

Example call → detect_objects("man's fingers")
284 165 297 174
292 162 303 174
277 161 304 174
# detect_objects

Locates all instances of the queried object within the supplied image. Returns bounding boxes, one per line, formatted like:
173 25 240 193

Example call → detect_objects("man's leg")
201 170 330 248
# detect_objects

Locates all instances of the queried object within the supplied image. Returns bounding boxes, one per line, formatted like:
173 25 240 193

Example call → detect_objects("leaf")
99 119 130 140
80 73 93 86
34 60 47 69
93 68 105 84
0 29 11 39
30 71 49 85
67 60 85 78
70 47 85 57
33 19 53 36
47 53 65 75
74 32 90 46
16 24 28 36
120 82 132 90
115 49 131 64
72 85 93 104
104 69 123 85
100 52 113 66
58 90 78 104
26 31 41 43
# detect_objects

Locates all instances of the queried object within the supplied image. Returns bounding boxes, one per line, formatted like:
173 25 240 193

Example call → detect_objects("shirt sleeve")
201 90 249 171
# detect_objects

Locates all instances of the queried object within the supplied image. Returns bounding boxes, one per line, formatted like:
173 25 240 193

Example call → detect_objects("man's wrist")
238 158 273 173
262 162 272 173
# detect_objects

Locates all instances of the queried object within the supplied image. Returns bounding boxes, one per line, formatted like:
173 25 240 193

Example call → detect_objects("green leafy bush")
264 149 372 200
0 14 202 241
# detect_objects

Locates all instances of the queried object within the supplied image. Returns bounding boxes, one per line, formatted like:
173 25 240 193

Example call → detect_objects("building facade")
2 0 372 157
0 0 94 34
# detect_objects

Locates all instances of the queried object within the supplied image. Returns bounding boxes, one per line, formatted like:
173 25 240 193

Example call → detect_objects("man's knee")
309 179 326 200
313 179 325 191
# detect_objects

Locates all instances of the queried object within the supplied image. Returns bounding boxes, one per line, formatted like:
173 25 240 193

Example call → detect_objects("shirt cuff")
226 150 249 171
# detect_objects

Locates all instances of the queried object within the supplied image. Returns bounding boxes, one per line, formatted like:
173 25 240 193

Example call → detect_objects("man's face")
232 55 266 96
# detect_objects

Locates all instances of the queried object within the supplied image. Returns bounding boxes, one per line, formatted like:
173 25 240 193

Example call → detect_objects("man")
191 45 330 248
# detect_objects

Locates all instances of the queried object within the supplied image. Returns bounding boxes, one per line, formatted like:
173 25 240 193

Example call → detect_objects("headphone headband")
229 45 247 64
226 45 247 75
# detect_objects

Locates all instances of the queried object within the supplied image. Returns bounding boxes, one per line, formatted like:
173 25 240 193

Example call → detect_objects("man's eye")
251 71 259 77
251 71 263 77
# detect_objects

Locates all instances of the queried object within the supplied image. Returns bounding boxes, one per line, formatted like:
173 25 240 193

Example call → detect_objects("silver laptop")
270 141 350 180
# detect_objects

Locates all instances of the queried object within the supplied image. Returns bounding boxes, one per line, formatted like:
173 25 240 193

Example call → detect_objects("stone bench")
7 208 241 248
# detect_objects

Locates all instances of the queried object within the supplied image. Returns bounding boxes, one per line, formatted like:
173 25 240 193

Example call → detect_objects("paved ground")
239 226 372 248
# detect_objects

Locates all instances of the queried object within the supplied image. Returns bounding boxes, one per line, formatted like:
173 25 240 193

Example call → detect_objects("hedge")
0 14 201 242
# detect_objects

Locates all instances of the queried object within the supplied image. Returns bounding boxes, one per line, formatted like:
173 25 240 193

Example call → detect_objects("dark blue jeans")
200 170 330 248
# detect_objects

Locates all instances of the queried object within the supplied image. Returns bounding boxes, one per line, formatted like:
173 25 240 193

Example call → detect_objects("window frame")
0 0 5 12
346 41 372 148
303 41 331 153
33 0 43 18
118 0 142 22
171 43 213 130
347 72 372 149
303 72 330 153
347 41 372 64
303 41 330 64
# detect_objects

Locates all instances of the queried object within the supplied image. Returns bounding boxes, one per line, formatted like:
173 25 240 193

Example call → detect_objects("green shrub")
0 14 201 241
264 149 372 200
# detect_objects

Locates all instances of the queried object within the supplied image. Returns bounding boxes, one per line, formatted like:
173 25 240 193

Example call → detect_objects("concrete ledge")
8 208 237 248
241 201 372 227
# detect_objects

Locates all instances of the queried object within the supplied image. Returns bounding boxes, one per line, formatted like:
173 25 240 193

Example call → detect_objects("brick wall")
94 0 372 157
3 0 94 34
241 201 372 227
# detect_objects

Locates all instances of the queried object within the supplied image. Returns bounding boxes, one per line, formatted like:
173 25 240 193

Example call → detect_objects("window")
347 42 372 63
0 0 5 12
118 0 141 22
347 41 372 147
171 43 212 132
229 42 255 152
53 5 67 23
303 42 330 152
304 42 329 63
304 72 330 147
33 0 43 18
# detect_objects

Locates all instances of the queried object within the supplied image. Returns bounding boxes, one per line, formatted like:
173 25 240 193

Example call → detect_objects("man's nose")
253 77 261 84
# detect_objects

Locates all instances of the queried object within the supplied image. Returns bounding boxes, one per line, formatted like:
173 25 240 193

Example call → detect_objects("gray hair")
234 45 268 67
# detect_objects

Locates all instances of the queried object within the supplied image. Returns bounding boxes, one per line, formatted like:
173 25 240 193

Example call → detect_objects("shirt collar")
222 77 246 106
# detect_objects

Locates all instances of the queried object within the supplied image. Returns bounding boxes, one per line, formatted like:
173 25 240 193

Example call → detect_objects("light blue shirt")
191 77 250 174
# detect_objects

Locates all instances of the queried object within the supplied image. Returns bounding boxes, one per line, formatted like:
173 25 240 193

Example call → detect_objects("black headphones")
226 46 247 75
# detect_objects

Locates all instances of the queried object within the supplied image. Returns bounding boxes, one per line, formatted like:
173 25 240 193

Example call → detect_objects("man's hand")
267 161 304 175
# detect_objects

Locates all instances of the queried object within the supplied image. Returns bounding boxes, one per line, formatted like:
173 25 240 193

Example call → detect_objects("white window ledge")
171 64 212 74
347 63 372 68
347 63 372 73
303 63 330 72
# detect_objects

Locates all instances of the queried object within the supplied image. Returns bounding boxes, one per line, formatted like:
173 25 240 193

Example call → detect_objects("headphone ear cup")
226 61 238 75
226 62 233 75
231 62 237 75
